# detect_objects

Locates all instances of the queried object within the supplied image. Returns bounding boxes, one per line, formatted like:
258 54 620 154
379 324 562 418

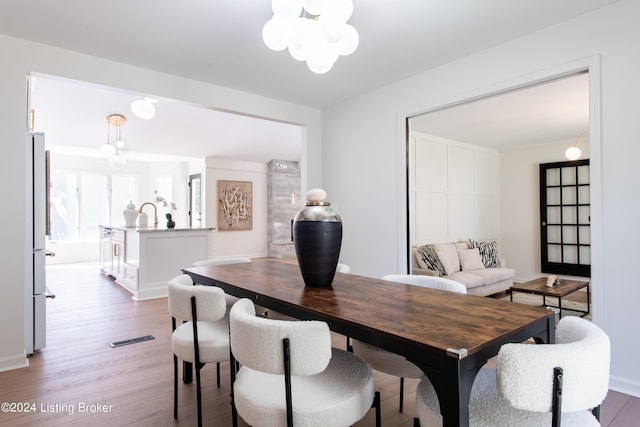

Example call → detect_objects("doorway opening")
405 71 593 287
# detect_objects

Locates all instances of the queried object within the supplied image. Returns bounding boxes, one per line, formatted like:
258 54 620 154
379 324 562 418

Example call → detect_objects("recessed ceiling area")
30 75 303 163
409 73 590 150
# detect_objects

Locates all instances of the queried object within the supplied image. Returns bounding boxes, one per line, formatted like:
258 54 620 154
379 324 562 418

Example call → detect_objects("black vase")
166 220 176 229
292 189 342 287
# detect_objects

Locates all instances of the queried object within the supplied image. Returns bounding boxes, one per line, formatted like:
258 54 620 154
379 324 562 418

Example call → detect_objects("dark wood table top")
183 260 555 427
511 277 590 297
184 260 553 359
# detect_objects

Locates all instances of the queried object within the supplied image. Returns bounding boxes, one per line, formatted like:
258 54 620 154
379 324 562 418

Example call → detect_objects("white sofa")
411 240 515 297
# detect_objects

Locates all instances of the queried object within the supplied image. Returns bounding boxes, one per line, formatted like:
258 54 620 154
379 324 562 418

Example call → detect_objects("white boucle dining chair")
191 257 252 308
229 298 381 427
168 279 230 427
414 316 611 427
351 274 467 413
336 262 351 273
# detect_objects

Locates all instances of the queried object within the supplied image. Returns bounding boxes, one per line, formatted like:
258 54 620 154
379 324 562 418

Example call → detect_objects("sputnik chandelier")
262 0 359 74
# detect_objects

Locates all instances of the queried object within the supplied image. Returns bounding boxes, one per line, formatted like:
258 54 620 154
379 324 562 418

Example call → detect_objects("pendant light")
103 114 127 169
262 0 359 74
131 97 157 120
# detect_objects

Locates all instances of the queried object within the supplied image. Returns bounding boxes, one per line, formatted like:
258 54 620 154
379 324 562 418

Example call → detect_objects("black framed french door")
539 159 590 277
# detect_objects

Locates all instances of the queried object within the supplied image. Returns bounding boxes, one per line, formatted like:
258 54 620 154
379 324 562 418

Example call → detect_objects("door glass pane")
579 225 591 244
111 175 137 226
579 246 591 265
563 226 577 244
562 206 577 224
561 167 576 185
547 225 561 243
547 206 560 223
547 187 560 204
578 206 590 224
578 186 590 203
79 175 108 240
577 165 589 184
563 245 578 263
548 244 561 262
546 169 560 186
562 187 577 204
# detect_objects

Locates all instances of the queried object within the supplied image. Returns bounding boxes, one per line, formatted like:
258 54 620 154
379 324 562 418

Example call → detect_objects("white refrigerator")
25 132 51 355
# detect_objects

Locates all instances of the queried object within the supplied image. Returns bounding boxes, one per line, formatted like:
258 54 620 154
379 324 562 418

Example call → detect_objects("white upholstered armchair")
414 316 611 426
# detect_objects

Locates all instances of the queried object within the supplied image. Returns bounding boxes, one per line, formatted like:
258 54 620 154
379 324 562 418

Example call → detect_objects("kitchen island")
99 225 213 300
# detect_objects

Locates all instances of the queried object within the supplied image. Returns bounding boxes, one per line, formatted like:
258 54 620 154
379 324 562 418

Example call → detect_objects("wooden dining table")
183 260 555 427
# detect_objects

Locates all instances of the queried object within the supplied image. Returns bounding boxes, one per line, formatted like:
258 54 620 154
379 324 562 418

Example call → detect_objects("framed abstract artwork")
217 180 252 231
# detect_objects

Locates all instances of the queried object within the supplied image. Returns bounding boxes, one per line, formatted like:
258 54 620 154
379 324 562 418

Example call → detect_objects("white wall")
0 34 321 372
411 132 500 246
500 139 591 282
203 157 269 259
323 0 640 397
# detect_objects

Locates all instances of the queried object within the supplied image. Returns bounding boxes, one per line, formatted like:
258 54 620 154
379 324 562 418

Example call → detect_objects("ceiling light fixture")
565 129 589 161
131 97 157 120
103 114 127 169
262 0 359 74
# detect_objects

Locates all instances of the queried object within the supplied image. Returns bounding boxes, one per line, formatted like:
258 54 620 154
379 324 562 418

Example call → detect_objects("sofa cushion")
446 271 486 289
457 248 485 271
415 245 446 275
470 240 499 268
433 244 460 276
466 267 515 284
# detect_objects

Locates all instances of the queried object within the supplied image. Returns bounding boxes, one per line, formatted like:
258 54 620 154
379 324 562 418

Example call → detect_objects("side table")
510 277 590 318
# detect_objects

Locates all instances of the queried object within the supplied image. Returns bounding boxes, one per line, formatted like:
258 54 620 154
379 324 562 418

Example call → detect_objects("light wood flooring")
0 262 638 426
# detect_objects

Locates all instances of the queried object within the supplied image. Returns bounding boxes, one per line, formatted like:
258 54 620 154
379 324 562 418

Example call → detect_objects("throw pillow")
433 243 461 276
470 240 499 268
416 245 445 276
457 248 485 271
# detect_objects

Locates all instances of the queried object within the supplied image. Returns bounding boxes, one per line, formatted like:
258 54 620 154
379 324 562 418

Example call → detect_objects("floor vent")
109 335 155 348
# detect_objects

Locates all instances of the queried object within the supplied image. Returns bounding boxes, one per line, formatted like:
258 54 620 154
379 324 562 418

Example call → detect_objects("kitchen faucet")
139 202 158 226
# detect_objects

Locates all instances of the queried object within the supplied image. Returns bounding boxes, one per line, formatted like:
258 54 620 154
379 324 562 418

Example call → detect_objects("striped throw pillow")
470 240 499 268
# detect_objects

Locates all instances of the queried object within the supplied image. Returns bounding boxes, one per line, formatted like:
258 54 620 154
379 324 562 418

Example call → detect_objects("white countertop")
100 225 215 232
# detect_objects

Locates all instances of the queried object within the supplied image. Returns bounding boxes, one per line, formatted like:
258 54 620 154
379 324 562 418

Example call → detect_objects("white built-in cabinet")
410 132 499 245
99 226 212 300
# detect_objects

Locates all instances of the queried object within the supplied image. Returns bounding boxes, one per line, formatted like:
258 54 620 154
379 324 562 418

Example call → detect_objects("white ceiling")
410 73 590 150
29 75 304 163
2 0 610 160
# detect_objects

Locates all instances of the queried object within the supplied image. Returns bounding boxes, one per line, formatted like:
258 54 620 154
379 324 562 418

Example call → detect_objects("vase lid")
304 188 331 206
295 189 341 222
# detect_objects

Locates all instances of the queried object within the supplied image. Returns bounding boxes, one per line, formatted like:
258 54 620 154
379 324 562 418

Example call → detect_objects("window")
110 175 137 225
49 172 137 242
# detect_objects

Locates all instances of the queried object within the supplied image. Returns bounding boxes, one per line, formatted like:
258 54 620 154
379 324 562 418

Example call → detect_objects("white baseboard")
0 353 29 373
609 375 640 399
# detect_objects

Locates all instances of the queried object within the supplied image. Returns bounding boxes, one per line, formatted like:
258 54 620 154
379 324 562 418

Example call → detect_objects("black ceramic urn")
292 189 342 287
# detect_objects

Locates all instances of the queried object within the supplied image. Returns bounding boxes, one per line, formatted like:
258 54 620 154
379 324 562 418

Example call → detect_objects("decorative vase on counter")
123 201 138 228
137 212 148 227
292 189 342 287
166 213 176 229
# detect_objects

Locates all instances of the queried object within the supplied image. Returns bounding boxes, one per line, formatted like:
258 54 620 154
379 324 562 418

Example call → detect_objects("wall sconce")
565 129 589 161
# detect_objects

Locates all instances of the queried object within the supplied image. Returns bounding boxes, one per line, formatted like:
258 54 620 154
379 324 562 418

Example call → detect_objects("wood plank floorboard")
0 262 636 426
